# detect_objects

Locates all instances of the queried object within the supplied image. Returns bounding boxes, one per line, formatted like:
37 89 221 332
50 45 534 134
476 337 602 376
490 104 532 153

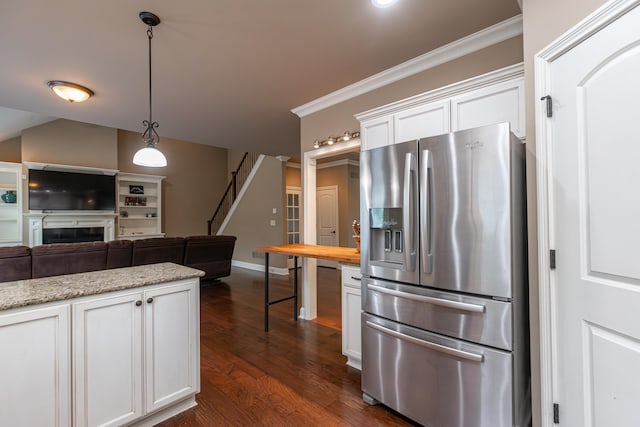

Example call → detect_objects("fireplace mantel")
25 212 117 246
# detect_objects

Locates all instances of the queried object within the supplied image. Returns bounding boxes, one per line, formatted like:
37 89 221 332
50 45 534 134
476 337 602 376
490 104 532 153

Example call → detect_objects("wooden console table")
254 244 360 331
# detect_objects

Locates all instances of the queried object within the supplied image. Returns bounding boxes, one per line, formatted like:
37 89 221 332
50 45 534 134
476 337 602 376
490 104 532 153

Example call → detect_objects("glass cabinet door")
0 162 22 245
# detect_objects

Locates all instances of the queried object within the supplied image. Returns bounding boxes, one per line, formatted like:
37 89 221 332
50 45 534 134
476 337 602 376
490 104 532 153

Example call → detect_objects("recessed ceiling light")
371 0 398 8
47 81 94 103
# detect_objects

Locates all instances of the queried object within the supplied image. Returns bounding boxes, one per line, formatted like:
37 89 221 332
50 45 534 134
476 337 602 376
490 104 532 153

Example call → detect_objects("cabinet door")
144 279 200 412
361 116 394 151
394 100 450 142
0 162 22 245
0 304 70 427
73 292 144 427
450 78 525 138
341 265 362 369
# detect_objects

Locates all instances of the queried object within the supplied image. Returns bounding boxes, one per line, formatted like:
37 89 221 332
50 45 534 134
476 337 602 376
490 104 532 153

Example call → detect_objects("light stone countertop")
0 263 205 311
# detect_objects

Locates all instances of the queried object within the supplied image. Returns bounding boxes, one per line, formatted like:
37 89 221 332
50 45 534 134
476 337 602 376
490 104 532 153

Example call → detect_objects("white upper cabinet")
356 64 525 151
361 116 394 151
451 78 525 138
394 100 450 143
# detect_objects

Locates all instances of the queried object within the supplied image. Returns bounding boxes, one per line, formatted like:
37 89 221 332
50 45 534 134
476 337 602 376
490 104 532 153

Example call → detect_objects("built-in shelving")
117 173 164 239
0 162 22 246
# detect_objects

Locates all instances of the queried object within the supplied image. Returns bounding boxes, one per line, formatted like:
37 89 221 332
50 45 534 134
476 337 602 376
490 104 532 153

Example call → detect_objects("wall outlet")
272 208 277 214
270 219 276 226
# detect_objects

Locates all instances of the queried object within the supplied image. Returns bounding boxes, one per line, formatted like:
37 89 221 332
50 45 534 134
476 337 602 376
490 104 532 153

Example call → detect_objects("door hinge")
550 249 556 270
541 95 553 118
553 403 560 423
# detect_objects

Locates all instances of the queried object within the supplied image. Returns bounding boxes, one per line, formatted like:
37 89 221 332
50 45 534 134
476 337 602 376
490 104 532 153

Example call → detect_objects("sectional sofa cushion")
131 237 186 266
183 235 237 280
0 245 32 282
31 241 108 278
106 239 133 269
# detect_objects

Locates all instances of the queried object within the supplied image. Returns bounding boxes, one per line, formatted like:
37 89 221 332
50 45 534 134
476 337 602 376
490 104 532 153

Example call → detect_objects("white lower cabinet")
73 279 200 427
0 304 71 427
73 292 144 426
341 264 362 370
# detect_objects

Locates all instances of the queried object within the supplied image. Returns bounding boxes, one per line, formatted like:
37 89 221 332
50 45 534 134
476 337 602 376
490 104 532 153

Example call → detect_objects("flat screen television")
29 169 116 211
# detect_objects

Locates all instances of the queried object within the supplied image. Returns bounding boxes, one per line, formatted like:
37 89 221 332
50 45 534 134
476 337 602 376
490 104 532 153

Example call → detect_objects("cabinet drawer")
363 277 512 350
341 264 361 288
362 313 513 427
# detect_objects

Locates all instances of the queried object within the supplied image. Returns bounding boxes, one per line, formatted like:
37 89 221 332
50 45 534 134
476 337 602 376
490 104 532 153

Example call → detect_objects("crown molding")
291 14 523 118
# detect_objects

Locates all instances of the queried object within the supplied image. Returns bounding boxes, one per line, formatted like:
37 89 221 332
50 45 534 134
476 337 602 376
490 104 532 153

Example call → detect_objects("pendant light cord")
147 26 153 128
142 24 160 146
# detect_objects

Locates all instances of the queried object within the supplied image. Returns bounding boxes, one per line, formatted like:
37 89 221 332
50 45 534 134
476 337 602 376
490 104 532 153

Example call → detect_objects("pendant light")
133 11 167 167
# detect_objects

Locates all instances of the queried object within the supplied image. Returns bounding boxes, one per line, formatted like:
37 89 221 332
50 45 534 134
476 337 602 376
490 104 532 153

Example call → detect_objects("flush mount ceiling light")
47 81 94 103
371 0 399 8
133 11 167 168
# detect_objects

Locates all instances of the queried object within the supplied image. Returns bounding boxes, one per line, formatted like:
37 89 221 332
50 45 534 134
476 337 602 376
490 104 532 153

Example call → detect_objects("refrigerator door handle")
420 149 433 274
403 152 417 272
368 284 485 313
366 320 484 363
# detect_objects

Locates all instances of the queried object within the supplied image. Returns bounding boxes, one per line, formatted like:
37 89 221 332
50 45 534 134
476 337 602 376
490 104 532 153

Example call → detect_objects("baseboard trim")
232 260 289 276
127 395 197 427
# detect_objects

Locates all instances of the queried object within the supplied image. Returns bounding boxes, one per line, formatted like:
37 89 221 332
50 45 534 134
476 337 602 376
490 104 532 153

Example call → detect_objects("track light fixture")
313 130 360 149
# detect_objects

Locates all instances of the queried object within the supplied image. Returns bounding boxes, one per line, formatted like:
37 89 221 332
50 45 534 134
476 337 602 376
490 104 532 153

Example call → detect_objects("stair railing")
207 152 259 235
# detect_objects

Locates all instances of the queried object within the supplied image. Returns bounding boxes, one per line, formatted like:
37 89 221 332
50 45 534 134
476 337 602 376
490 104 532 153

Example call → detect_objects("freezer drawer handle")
366 320 484 363
368 284 485 313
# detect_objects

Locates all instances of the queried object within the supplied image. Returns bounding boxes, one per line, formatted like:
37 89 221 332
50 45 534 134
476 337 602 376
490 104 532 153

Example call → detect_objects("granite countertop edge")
0 263 205 312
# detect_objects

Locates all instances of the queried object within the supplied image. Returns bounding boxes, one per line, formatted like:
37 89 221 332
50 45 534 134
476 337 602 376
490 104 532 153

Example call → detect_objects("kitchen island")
0 263 204 427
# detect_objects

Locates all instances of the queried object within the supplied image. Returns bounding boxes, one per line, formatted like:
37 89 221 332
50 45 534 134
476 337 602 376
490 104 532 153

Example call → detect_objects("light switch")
270 219 276 226
272 208 277 214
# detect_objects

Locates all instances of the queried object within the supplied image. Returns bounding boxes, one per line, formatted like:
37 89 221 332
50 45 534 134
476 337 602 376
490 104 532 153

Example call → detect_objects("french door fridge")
360 123 530 427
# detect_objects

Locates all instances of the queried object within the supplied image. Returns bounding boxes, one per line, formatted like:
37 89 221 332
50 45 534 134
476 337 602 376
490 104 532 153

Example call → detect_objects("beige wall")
13 118 228 239
522 1 608 426
118 130 228 237
21 119 118 169
300 36 523 151
0 137 22 163
223 155 287 268
286 165 301 188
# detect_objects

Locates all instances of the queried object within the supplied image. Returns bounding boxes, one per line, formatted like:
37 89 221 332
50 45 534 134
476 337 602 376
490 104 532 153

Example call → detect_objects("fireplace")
42 227 105 244
26 212 116 246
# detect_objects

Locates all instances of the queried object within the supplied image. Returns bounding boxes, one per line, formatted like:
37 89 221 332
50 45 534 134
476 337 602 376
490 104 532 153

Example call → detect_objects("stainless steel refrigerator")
360 123 530 427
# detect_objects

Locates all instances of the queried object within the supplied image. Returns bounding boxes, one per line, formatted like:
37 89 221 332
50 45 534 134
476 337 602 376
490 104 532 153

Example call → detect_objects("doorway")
300 139 361 320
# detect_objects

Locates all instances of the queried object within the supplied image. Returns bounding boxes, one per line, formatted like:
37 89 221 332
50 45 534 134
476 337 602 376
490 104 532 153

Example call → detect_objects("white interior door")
544 4 640 426
317 185 338 268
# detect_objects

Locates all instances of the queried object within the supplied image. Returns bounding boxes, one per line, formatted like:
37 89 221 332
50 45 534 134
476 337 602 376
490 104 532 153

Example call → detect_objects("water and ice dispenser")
368 208 404 264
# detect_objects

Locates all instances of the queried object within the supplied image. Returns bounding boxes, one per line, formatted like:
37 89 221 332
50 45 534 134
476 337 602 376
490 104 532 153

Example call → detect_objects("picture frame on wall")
129 185 144 195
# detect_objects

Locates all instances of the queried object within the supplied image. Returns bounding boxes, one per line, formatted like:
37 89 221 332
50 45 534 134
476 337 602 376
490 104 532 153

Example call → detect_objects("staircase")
207 152 260 235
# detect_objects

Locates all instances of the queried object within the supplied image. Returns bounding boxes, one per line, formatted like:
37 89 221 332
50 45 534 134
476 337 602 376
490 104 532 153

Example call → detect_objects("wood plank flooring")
156 266 418 426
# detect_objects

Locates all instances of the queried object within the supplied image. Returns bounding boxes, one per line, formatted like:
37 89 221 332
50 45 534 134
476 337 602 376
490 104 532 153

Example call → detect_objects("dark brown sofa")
0 235 236 283
0 245 32 282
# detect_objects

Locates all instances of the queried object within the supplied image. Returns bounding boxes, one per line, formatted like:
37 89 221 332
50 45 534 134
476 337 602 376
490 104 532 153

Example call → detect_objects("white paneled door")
317 185 339 268
541 3 640 426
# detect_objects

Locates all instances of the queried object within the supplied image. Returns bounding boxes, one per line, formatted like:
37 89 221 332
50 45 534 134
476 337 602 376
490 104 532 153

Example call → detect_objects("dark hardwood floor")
156 266 418 426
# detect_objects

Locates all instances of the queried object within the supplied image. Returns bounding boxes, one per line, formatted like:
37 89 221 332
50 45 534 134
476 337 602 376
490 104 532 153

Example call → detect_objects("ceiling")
0 0 521 157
